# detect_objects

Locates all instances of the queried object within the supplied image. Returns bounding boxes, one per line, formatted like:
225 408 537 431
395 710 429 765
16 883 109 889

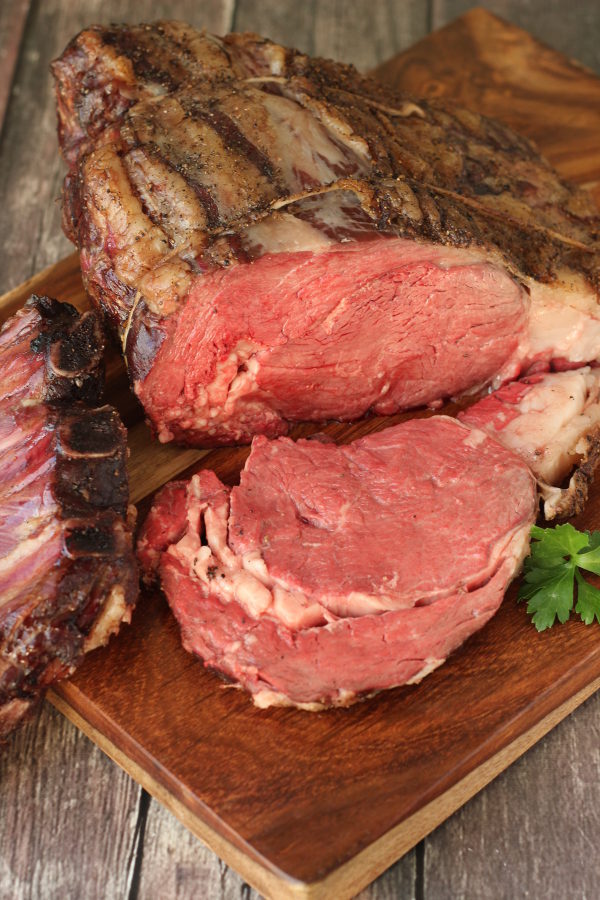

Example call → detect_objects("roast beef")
53 23 600 447
0 296 138 737
138 418 537 708
460 367 600 520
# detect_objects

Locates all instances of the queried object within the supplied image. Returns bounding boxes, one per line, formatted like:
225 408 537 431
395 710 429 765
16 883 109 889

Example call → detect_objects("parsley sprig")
518 524 600 631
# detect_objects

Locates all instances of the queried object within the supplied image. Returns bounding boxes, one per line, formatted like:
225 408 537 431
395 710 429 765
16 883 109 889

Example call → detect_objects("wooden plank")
140 798 417 900
0 0 30 135
233 0 319 55
233 0 429 71
139 800 261 900
0 705 140 899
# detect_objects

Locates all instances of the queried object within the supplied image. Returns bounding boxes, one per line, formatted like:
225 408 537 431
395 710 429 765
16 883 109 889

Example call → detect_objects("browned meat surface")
0 296 138 738
137 419 536 708
53 23 600 447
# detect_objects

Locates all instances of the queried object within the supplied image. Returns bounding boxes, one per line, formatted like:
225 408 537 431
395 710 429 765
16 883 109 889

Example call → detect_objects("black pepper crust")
52 23 599 391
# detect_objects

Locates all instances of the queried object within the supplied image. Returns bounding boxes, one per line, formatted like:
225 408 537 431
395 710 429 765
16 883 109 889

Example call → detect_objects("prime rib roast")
138 418 537 708
0 296 138 737
52 22 600 447
138 366 600 709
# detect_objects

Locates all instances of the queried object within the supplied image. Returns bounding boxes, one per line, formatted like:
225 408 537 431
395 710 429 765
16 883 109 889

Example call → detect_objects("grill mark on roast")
102 24 186 92
185 103 276 182
123 146 210 251
53 24 600 242
125 116 222 230
53 24 600 262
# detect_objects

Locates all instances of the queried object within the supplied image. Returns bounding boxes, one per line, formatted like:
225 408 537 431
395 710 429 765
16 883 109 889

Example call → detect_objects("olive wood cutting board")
3 9 600 899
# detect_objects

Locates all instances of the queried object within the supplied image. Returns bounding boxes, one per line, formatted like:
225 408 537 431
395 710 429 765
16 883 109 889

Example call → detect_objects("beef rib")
0 296 138 737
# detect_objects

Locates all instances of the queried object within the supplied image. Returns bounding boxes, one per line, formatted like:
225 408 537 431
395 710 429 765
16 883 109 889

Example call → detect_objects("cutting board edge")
47 676 600 900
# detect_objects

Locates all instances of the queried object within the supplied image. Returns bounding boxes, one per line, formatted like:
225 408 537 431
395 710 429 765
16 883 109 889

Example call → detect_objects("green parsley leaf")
575 570 600 625
530 523 589 557
587 531 600 551
519 524 600 631
522 565 575 631
518 562 572 598
575 544 600 576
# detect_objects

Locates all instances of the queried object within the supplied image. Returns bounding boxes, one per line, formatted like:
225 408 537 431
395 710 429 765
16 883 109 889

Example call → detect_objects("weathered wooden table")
1 2 600 898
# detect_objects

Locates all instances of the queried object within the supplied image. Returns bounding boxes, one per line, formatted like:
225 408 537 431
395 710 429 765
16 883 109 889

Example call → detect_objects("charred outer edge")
541 424 600 520
0 295 138 739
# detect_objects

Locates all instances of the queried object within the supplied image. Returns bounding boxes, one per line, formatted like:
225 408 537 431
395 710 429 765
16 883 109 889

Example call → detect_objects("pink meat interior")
139 238 527 445
228 419 535 616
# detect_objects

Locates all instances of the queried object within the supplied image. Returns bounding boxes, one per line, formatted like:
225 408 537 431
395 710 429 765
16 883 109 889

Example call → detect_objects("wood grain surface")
377 8 600 191
2 4 600 900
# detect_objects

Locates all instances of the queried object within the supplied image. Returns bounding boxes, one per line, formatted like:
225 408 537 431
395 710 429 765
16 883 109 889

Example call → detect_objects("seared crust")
540 425 600 520
53 23 600 244
27 294 105 403
52 22 600 389
0 297 137 739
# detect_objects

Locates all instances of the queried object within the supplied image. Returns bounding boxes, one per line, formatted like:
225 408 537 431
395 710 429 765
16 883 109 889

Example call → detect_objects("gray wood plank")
423 690 600 900
139 798 417 900
0 705 140 900
0 0 30 135
233 0 428 70
432 0 600 75
233 0 319 55
139 801 261 900
313 0 428 71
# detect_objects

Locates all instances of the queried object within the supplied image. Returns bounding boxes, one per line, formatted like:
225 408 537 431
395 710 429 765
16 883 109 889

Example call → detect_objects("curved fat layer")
160 544 525 708
460 367 600 519
228 419 536 618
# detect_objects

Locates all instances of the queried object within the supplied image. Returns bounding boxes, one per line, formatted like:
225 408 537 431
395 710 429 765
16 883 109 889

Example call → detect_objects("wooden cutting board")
3 9 600 899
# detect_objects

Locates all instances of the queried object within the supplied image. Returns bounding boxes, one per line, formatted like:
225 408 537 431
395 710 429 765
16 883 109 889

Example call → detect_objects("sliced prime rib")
460 367 600 520
0 296 138 738
138 418 537 708
53 23 600 446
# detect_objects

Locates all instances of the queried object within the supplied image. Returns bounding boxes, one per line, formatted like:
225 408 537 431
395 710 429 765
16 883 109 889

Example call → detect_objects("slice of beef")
460 367 600 520
52 24 600 447
0 296 138 738
137 419 536 708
